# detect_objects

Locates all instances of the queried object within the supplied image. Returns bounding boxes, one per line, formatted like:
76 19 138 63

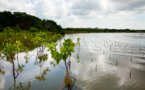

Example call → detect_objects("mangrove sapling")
31 35 45 54
66 69 76 87
116 60 118 66
95 65 97 72
47 39 76 89
1 40 27 79
16 44 28 73
91 58 93 62
130 70 132 78
141 34 143 38
110 45 111 50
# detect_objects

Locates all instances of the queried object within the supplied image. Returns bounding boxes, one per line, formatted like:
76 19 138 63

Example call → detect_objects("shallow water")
0 33 145 90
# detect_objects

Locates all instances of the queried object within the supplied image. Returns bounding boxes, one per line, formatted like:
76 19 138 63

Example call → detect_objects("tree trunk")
12 58 15 78
65 60 69 87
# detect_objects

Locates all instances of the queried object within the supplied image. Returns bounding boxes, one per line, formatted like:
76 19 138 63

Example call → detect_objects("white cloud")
34 0 67 19
0 0 36 15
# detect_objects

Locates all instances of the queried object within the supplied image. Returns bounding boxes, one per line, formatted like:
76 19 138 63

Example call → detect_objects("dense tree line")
0 11 64 34
64 28 145 33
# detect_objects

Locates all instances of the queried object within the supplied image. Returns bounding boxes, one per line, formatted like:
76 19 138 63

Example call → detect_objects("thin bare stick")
60 75 66 90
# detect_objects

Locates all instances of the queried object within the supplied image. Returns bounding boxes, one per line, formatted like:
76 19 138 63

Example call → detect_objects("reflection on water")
35 53 50 81
70 33 145 90
0 64 5 75
0 33 145 90
14 81 31 90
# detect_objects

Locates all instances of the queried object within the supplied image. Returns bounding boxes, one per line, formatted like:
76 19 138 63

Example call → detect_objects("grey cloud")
72 9 90 16
110 0 145 12
71 0 101 16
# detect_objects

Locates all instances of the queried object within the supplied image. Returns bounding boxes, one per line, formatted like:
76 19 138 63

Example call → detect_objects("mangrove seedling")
47 38 76 89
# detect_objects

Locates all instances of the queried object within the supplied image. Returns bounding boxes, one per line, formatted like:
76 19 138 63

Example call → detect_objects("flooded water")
1 33 145 90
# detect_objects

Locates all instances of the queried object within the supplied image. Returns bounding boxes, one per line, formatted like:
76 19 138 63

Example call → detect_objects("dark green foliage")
30 27 38 32
12 25 21 32
47 39 75 64
13 12 42 30
0 27 58 51
41 19 64 34
0 11 64 34
0 24 3 32
0 11 15 28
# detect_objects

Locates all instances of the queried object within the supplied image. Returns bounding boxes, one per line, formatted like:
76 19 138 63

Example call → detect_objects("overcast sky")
0 0 145 29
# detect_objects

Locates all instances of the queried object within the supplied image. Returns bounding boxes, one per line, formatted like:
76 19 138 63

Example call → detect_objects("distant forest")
0 11 145 34
64 28 145 33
